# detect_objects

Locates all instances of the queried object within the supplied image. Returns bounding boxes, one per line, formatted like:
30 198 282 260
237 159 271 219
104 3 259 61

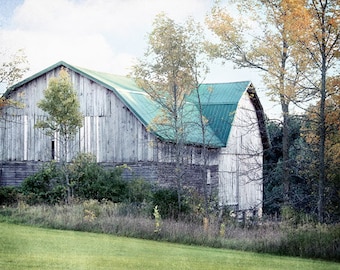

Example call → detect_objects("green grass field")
0 222 339 270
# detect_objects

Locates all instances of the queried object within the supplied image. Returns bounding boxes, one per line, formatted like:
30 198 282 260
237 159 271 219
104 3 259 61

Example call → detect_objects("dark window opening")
51 140 55 160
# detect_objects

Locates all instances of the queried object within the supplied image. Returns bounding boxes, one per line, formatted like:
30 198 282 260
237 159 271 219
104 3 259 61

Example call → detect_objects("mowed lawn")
0 222 339 270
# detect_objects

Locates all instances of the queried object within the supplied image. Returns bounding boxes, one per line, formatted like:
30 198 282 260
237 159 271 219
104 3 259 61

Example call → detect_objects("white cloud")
3 0 210 75
0 0 280 117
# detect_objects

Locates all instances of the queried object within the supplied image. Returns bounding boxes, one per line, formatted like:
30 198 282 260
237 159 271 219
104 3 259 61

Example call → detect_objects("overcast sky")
0 0 280 117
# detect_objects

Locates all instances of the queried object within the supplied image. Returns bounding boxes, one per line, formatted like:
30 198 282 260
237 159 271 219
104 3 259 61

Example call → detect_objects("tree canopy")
0 49 29 115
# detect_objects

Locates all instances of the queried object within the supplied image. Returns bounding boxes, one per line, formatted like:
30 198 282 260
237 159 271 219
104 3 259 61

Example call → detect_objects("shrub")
69 154 128 202
20 162 66 205
0 186 19 205
20 154 129 204
127 178 154 204
152 188 191 219
68 153 105 199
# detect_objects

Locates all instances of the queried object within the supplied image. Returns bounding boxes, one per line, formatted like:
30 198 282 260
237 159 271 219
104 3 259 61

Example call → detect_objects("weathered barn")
0 61 269 212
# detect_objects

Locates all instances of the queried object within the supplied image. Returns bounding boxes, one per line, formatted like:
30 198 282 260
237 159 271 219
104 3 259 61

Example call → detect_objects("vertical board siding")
218 92 263 211
2 65 220 163
1 67 157 163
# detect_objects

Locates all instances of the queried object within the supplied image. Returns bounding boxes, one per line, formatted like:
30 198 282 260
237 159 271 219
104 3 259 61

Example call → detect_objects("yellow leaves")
304 76 340 167
206 5 244 53
280 0 312 42
324 77 340 172
0 49 29 87
132 13 209 142
201 115 209 126
206 6 235 37
0 96 25 112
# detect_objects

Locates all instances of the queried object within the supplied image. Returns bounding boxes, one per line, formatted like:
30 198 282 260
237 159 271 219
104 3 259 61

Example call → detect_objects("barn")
0 61 269 213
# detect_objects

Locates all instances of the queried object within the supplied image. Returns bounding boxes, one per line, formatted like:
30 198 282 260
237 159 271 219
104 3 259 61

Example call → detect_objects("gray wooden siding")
1 67 157 163
1 67 214 165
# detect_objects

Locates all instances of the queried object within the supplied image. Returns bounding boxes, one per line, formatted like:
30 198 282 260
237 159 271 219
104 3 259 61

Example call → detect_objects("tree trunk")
281 101 290 205
318 43 327 223
62 136 71 203
280 38 290 206
317 4 328 223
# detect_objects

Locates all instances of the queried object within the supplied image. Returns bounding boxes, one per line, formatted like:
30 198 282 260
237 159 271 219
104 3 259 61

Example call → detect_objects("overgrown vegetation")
0 201 339 262
264 116 340 223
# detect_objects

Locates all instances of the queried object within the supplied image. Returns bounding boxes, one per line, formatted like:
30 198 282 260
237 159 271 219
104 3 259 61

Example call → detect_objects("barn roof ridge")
4 61 265 148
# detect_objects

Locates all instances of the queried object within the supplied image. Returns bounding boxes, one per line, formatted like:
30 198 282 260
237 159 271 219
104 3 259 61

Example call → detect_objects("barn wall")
218 92 263 211
1 66 221 167
0 160 218 201
104 162 219 195
156 141 219 166
0 161 44 186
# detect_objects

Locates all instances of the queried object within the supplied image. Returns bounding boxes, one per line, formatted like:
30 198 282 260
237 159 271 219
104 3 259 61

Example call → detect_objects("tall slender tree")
297 0 339 222
35 68 83 202
304 75 340 221
132 13 209 213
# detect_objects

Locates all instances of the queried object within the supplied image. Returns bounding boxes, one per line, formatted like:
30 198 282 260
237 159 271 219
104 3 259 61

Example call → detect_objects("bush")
127 178 154 204
0 186 19 205
69 153 128 202
20 154 130 204
153 188 191 219
21 162 66 205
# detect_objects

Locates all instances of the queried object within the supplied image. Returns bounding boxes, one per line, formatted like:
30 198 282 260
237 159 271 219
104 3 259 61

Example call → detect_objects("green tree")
132 13 209 214
264 116 316 217
35 67 83 202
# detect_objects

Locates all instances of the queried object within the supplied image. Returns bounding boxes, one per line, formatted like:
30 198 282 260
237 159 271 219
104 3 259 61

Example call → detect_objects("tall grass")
0 200 339 262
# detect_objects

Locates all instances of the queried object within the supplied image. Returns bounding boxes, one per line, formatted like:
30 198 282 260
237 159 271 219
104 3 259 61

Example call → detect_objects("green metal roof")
186 81 251 145
5 61 254 148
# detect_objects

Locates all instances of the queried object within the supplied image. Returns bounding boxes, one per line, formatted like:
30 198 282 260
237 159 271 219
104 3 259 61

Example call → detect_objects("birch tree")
35 68 83 202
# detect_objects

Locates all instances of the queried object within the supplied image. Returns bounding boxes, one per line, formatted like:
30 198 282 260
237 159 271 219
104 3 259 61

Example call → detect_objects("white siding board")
219 92 263 210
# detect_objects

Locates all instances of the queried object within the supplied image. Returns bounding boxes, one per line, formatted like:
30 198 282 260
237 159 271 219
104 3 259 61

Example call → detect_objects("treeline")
264 112 340 223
